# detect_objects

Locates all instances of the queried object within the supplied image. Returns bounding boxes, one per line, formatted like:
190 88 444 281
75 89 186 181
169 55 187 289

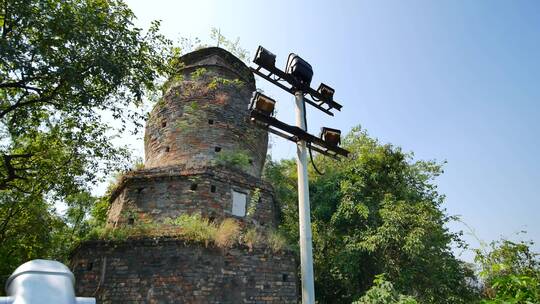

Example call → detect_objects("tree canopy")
0 0 169 281
1 1 538 301
264 126 478 303
476 239 540 303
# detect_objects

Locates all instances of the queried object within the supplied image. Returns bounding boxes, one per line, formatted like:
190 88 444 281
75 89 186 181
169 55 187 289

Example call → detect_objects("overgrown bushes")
476 239 540 303
86 213 288 253
214 150 251 170
352 275 418 304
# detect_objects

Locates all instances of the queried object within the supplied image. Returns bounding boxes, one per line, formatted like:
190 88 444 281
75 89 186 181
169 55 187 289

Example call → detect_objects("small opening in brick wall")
86 262 93 271
165 146 170 152
282 273 288 282
208 119 214 125
211 185 216 193
161 121 167 127
214 146 221 152
128 217 134 225
190 183 198 191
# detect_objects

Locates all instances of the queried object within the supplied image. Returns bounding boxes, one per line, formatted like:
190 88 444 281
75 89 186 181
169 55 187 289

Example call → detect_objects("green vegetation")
161 74 185 94
263 126 540 303
264 126 478 303
243 227 263 252
190 68 208 80
267 229 289 253
215 218 241 249
175 101 206 130
476 239 540 303
87 213 288 253
209 27 250 63
1 1 538 302
246 188 261 217
165 213 217 247
214 150 251 170
353 275 418 304
0 0 171 283
86 220 162 242
207 77 245 90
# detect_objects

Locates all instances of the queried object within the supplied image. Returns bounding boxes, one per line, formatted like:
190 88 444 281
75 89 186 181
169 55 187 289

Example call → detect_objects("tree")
264 126 478 303
0 0 169 282
476 239 540 303
352 275 418 304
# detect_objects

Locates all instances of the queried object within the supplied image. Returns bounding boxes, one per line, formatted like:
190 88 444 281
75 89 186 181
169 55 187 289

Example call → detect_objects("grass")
165 213 217 247
243 227 263 252
86 213 290 252
86 219 169 241
214 218 241 248
214 150 251 170
267 230 288 253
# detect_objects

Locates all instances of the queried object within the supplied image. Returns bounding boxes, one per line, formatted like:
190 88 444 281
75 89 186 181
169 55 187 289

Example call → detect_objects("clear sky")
120 0 540 260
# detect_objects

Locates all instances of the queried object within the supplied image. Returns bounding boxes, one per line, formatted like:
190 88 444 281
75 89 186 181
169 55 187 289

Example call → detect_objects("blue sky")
121 0 540 260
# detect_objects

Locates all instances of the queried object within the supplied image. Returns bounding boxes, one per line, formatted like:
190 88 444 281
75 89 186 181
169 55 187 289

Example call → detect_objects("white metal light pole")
250 45 348 304
294 91 315 304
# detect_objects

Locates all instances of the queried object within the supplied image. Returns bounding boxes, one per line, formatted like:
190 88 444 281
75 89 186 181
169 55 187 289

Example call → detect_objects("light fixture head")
321 127 341 147
285 53 313 87
253 46 276 70
317 83 335 101
250 92 276 116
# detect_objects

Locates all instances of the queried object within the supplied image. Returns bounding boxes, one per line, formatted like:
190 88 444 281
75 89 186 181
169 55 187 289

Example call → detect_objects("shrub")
267 230 288 253
214 218 241 249
85 213 293 253
214 150 250 170
85 220 160 241
352 275 418 304
86 226 130 241
166 213 217 247
243 227 263 252
476 239 540 303
190 67 207 80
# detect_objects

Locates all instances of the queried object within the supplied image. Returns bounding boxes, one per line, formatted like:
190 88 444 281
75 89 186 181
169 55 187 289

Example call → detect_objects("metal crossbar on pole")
249 45 350 303
294 91 315 304
249 110 349 158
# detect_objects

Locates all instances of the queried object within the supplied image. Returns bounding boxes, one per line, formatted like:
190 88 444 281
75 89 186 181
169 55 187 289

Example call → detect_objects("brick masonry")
144 47 267 178
71 239 298 303
72 47 299 303
106 166 280 228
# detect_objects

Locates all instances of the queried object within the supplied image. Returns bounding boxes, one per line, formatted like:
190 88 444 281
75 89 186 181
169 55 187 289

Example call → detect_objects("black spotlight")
317 83 335 101
285 53 313 87
253 46 276 70
320 127 341 147
250 92 276 116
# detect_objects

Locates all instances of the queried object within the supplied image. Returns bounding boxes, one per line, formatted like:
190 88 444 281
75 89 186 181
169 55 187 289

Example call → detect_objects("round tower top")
178 47 255 87
144 47 268 178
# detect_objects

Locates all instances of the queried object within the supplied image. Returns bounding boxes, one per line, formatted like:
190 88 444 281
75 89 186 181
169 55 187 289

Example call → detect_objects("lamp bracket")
250 110 349 158
250 65 342 116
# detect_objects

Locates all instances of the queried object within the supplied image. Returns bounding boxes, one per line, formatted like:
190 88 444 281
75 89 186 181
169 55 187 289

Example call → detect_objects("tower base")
71 238 298 303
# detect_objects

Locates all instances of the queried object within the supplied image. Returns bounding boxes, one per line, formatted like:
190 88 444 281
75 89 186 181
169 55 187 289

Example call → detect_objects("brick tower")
71 47 298 303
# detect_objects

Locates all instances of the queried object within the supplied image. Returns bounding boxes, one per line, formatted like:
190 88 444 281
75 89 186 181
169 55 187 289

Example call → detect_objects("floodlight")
317 83 335 101
253 46 276 70
250 92 276 116
321 127 341 147
285 53 313 87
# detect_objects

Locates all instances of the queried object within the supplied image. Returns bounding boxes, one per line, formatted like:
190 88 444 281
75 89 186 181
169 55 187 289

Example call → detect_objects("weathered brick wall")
106 166 279 228
72 239 298 303
73 48 299 304
144 47 268 178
